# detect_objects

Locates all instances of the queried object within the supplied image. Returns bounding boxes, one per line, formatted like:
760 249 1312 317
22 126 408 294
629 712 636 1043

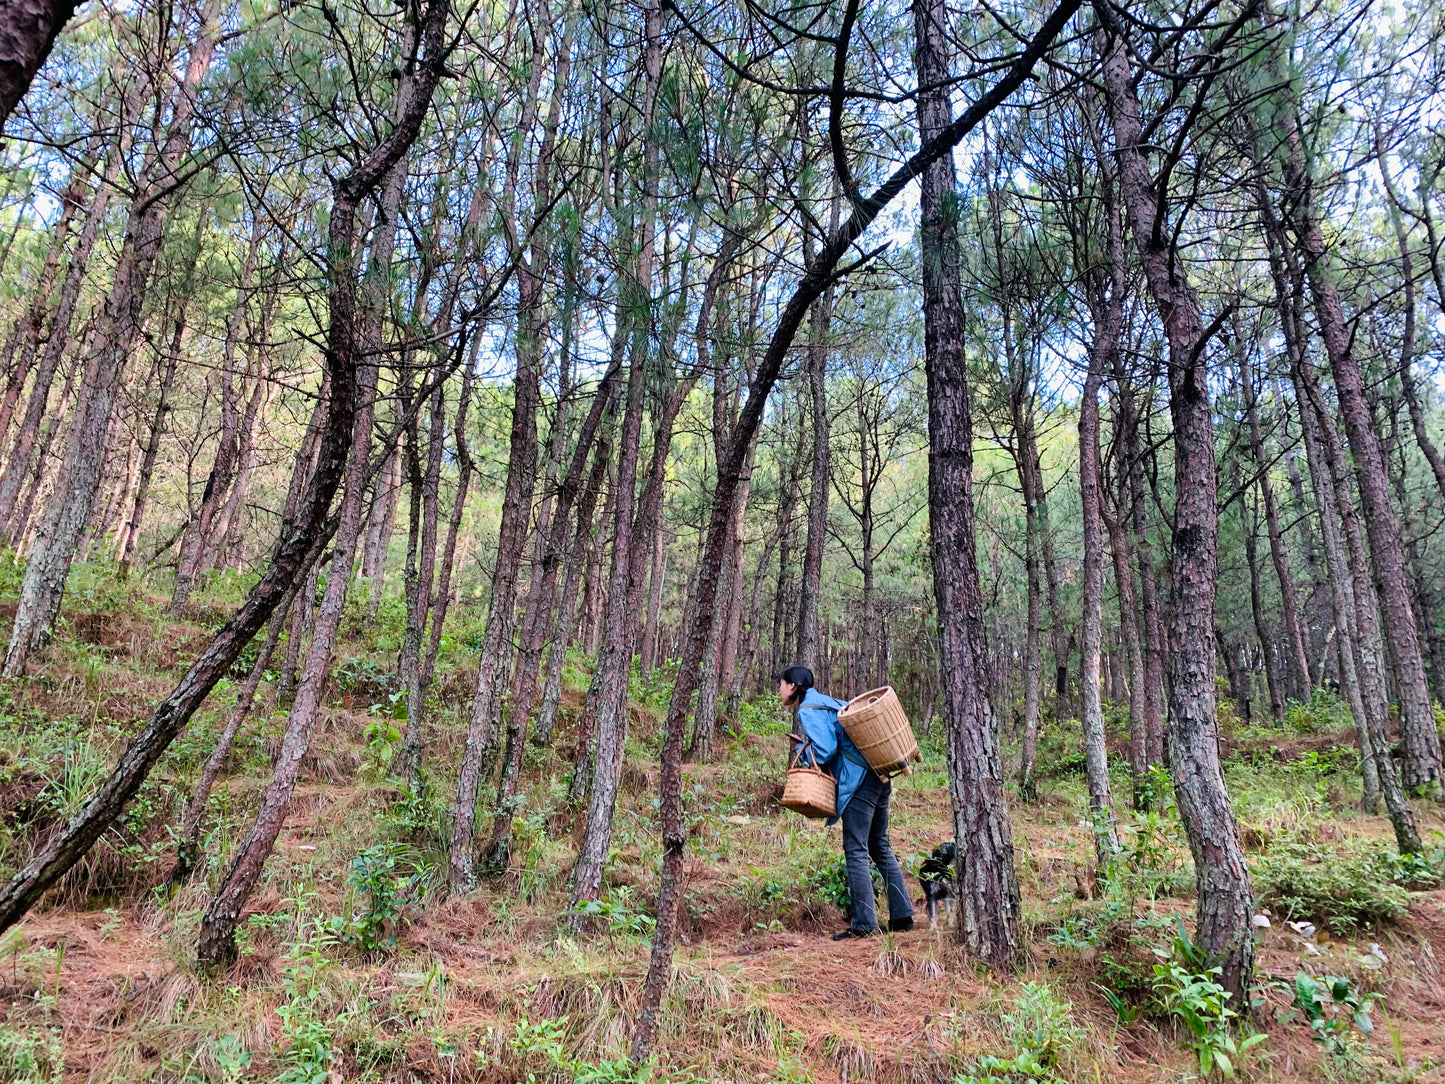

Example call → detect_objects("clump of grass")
1252 837 1413 933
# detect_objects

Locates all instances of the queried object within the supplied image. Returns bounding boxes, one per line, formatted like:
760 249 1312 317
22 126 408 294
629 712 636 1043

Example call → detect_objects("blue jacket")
794 687 869 825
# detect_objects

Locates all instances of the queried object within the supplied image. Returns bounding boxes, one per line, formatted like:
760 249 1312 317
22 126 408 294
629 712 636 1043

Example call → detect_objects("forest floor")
2 571 1445 1083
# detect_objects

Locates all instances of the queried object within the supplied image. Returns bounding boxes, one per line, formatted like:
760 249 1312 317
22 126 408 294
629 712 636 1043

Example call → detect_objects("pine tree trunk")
1016 415 1044 801
1289 314 1415 845
0 0 81 128
0 151 88 450
1105 484 1149 803
630 1 1079 1050
1279 119 1443 795
447 273 544 891
361 448 402 619
1078 168 1125 866
569 223 656 913
1244 507 1285 721
186 0 452 960
213 373 270 571
171 220 261 614
116 338 183 577
197 351 380 966
1241 352 1312 702
914 0 1023 968
171 573 304 884
1099 17 1254 1002
394 384 446 787
640 530 666 677
486 359 619 864
4 1 220 673
794 285 833 669
536 406 613 750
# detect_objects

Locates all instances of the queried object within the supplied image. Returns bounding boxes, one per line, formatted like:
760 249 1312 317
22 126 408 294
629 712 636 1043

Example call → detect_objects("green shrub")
1284 690 1352 734
1286 973 1381 1059
1252 839 1411 932
1150 923 1267 1079
996 982 1085 1067
954 1048 1066 1084
0 1026 63 1084
327 843 428 953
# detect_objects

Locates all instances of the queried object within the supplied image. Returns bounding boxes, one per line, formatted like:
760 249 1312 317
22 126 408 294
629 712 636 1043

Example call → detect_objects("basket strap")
839 744 870 771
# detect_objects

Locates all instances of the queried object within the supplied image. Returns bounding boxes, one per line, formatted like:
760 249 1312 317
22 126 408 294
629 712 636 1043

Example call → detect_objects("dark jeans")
840 771 913 932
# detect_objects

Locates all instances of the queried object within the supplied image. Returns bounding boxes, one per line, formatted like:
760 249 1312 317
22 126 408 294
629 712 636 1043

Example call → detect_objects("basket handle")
787 736 823 772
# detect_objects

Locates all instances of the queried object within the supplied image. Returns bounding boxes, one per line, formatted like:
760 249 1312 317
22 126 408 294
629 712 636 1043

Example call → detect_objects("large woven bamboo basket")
781 740 837 819
838 686 922 778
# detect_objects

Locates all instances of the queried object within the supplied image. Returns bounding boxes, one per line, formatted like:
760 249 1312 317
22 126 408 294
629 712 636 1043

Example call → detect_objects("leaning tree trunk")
0 0 81 129
1099 15 1254 1003
170 570 307 885
629 1 1080 1054
195 322 377 968
191 3 452 959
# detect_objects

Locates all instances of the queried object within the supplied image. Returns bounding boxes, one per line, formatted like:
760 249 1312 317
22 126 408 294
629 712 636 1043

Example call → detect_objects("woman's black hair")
778 665 814 705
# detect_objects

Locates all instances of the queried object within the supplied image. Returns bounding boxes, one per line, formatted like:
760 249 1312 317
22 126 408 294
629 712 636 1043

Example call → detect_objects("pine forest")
1 0 1445 1079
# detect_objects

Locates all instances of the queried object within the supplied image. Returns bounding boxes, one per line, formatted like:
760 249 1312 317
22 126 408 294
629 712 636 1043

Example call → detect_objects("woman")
779 665 914 939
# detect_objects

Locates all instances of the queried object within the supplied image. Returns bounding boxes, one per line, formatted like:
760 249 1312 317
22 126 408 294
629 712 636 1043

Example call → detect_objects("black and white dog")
918 841 955 928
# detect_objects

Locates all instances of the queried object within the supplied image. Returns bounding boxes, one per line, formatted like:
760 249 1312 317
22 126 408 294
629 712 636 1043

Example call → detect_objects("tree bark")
1016 403 1044 802
913 0 1023 968
171 219 262 613
394 382 446 787
116 308 185 577
447 249 545 893
1240 351 1311 703
0 134 122 542
1099 16 1254 1002
171 571 305 885
485 358 619 864
1243 501 1285 722
0 0 80 129
1078 159 1125 867
1276 106 1442 795
794 284 834 670
536 394 614 750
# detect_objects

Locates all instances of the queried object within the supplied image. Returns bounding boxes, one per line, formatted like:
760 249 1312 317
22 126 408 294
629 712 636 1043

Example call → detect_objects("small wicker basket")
781 738 837 819
838 686 923 779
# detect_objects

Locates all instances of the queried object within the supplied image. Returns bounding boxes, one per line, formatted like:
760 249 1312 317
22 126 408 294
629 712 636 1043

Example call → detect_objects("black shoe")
888 917 915 932
832 928 878 941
